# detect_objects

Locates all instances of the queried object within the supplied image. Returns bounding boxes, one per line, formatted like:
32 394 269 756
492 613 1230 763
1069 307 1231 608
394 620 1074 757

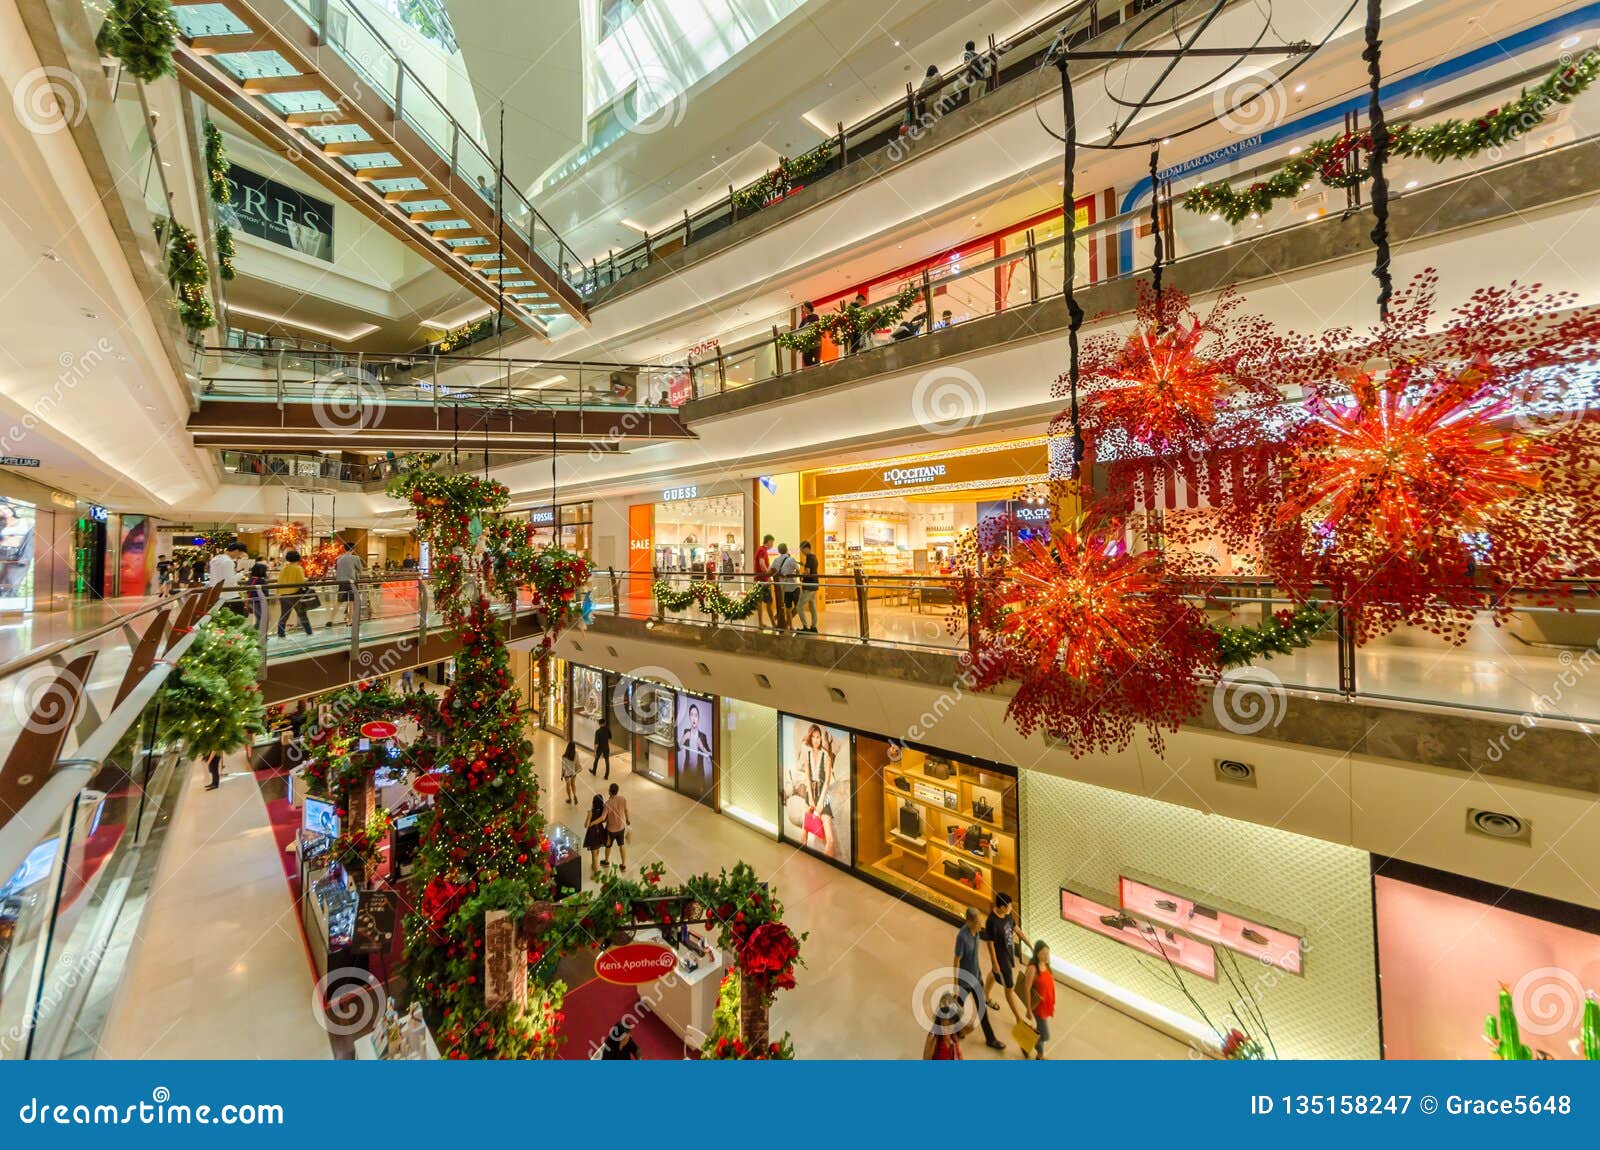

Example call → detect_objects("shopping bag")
1011 1018 1039 1056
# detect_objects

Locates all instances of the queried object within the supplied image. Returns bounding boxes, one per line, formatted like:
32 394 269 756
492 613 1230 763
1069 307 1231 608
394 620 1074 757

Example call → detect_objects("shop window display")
628 678 676 785
778 715 852 864
854 737 1018 919
571 664 609 750
542 656 569 736
653 492 745 574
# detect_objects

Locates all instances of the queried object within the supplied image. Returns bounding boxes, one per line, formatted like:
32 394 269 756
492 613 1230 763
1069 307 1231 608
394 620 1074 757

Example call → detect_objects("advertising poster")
223 164 335 261
0 497 37 611
779 714 852 863
674 693 715 804
118 514 148 597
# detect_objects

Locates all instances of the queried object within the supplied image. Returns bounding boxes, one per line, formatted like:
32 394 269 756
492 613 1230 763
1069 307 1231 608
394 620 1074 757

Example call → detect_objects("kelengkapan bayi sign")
223 164 334 261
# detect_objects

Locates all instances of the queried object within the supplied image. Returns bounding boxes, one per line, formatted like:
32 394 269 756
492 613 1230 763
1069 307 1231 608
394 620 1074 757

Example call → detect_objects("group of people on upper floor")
789 296 960 366
751 533 821 633
161 539 368 640
914 40 999 123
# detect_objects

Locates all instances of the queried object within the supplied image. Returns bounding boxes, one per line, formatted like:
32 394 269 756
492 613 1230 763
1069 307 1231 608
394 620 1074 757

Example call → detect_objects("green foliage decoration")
153 609 266 760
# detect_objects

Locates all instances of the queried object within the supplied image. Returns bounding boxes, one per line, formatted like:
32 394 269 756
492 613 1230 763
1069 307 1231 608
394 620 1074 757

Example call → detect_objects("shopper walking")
771 543 801 629
922 993 969 1059
400 667 415 694
954 907 1004 1050
156 555 172 595
332 539 363 627
983 892 1030 1021
1017 942 1055 1059
204 751 222 791
275 549 314 637
582 793 608 877
753 533 776 628
917 64 941 120
792 301 821 367
602 782 630 871
245 562 270 632
590 720 613 779
209 543 249 616
561 739 581 804
797 541 820 632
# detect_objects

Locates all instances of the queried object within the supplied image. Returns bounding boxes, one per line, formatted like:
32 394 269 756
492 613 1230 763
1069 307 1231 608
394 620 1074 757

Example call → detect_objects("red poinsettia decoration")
737 921 801 994
965 511 1219 754
1263 271 1600 642
1058 284 1285 463
421 876 471 931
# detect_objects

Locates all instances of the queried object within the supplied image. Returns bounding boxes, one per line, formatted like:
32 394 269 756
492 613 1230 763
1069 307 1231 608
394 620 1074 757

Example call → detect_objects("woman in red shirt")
1021 943 1055 1060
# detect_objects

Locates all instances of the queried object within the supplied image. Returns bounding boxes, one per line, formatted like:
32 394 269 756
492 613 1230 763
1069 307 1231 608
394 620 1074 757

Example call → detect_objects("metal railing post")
836 120 846 167
393 63 405 123
715 348 727 393
652 566 663 620
854 566 869 641
771 325 784 377
643 230 652 264
416 576 428 652
608 567 620 616
348 579 362 666
1336 605 1357 695
922 270 935 331
728 184 738 223
275 349 285 409
683 208 692 244
1026 229 1039 302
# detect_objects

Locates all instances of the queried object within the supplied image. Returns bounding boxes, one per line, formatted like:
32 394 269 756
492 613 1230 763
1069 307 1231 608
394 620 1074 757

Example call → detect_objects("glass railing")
604 569 1600 724
577 0 1118 294
196 346 690 411
218 450 384 484
670 55 1600 405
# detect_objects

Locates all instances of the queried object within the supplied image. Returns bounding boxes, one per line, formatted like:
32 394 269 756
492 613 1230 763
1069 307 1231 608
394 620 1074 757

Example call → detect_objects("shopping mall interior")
1 0 1599 1068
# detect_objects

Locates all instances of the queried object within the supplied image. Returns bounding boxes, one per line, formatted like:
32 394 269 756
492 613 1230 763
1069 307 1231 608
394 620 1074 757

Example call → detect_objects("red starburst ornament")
263 520 308 551
1058 284 1285 463
965 511 1219 755
1265 271 1600 642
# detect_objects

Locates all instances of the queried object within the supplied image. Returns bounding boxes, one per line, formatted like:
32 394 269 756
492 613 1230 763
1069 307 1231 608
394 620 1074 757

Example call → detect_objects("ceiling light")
893 39 900 47
1404 179 1418 189
1294 83 1306 94
1288 145 1302 155
41 249 59 262
1161 137 1170 144
227 304 379 342
1407 97 1424 109
1562 35 1583 48
80 308 98 319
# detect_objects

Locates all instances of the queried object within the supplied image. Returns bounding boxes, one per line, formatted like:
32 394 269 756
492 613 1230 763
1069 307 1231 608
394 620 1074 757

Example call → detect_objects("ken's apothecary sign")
222 164 334 262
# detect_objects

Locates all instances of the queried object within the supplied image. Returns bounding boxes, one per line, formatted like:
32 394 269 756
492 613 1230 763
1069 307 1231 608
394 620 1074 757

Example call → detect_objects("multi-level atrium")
1 0 1599 1092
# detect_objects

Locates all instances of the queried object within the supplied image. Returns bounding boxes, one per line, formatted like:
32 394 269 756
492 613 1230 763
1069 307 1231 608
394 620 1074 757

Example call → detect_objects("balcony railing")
599 568 1600 726
660 52 1599 402
577 0 1125 295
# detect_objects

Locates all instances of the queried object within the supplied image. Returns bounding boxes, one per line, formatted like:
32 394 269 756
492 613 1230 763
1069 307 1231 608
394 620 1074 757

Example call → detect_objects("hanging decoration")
963 513 1222 754
300 540 345 580
203 120 231 204
653 579 768 621
262 520 308 552
1181 52 1600 224
387 454 510 624
164 219 214 331
95 0 179 83
1061 283 1287 464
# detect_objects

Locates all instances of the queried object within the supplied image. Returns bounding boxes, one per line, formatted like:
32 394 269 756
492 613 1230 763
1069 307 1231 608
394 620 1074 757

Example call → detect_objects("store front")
541 655 569 737
627 479 754 603
800 437 1051 584
773 711 1020 922
1020 772 1380 1059
1372 859 1600 1060
621 676 717 808
529 501 593 559
570 663 614 752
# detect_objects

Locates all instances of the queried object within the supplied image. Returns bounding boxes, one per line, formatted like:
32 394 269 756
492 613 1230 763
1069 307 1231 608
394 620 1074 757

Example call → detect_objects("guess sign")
593 942 677 986
412 772 445 796
360 720 398 739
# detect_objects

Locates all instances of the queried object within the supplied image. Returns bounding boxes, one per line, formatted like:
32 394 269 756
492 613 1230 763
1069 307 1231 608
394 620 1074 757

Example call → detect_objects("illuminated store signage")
661 485 699 501
530 508 555 525
88 505 108 522
1015 506 1049 521
882 465 946 487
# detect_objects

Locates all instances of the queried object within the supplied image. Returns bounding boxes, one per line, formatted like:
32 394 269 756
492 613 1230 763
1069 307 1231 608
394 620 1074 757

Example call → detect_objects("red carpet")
59 824 125 909
554 976 699 1060
261 792 304 897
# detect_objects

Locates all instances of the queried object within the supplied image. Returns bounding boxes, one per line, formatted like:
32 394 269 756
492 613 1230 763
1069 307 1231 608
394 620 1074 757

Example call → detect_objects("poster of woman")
674 693 715 804
779 715 852 863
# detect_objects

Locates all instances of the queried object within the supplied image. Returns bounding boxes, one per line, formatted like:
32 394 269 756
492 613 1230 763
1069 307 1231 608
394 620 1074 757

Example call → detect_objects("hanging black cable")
452 403 460 465
1057 57 1085 478
1363 0 1393 320
1149 143 1164 306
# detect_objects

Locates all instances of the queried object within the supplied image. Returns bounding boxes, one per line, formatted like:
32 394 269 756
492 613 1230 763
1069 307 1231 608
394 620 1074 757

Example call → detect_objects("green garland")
1183 52 1600 225
777 282 920 354
434 314 496 353
653 578 768 621
216 224 236 281
1211 603 1331 668
732 140 834 213
97 0 179 83
204 120 231 204
164 219 215 330
154 609 266 760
